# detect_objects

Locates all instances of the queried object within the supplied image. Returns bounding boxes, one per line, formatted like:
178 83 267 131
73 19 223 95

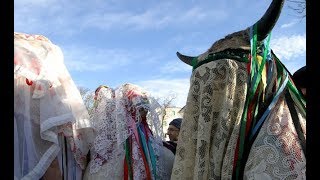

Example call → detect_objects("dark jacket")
162 141 177 155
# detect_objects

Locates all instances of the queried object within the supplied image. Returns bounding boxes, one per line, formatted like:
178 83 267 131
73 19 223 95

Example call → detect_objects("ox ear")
176 51 195 66
255 0 285 41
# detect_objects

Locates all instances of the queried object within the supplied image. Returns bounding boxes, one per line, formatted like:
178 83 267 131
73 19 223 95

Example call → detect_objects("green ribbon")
125 138 133 180
236 23 272 179
137 126 157 179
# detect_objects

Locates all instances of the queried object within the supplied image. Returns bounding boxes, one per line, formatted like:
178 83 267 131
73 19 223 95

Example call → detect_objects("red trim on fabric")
26 78 33 86
233 137 240 173
140 140 151 180
124 157 128 180
129 138 133 179
247 54 251 73
246 90 259 136
246 108 253 136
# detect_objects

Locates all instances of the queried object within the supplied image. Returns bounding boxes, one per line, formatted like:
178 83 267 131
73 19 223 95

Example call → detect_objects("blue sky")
14 0 306 107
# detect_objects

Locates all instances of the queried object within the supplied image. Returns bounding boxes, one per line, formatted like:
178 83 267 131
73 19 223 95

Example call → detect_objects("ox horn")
255 0 285 41
176 51 196 66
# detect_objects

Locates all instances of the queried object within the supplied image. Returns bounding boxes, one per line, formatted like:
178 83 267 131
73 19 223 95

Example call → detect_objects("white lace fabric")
171 59 249 180
85 83 173 180
14 32 94 180
171 29 306 179
88 86 120 173
244 95 306 180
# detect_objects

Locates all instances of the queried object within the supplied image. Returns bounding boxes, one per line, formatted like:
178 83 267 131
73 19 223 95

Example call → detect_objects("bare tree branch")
156 93 177 139
78 86 90 97
78 86 95 115
287 0 306 18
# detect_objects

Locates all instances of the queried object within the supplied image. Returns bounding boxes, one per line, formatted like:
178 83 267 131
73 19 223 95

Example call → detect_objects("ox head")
177 0 285 66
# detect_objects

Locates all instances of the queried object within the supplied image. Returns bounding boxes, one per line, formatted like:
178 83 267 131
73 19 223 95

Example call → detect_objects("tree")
287 0 306 18
78 86 95 115
156 92 178 139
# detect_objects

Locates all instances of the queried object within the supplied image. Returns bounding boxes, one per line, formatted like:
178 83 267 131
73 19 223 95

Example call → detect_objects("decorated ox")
171 0 306 179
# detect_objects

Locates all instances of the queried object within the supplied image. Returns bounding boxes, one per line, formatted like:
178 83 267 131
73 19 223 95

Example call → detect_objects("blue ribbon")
137 125 157 179
249 71 289 141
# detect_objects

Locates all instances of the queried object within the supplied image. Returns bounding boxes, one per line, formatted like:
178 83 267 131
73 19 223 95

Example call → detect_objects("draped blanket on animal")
14 32 94 180
170 4 306 178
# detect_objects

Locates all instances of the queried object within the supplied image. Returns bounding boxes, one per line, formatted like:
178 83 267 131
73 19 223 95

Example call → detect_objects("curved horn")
176 51 196 66
255 0 285 41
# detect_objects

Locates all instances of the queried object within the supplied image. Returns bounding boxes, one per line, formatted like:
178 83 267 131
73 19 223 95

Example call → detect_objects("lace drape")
244 95 306 179
14 32 94 180
171 59 248 180
84 83 174 180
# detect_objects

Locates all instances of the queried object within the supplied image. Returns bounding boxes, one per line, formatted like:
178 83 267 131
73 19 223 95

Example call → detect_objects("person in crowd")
163 118 182 155
167 118 182 142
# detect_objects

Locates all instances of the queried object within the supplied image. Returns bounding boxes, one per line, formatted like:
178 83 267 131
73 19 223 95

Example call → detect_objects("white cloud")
14 0 81 36
280 19 299 28
270 34 306 61
65 60 110 72
61 45 139 72
61 45 172 73
174 7 227 24
160 61 192 73
15 0 56 7
15 1 229 34
59 41 196 73
81 5 227 31
138 78 190 107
